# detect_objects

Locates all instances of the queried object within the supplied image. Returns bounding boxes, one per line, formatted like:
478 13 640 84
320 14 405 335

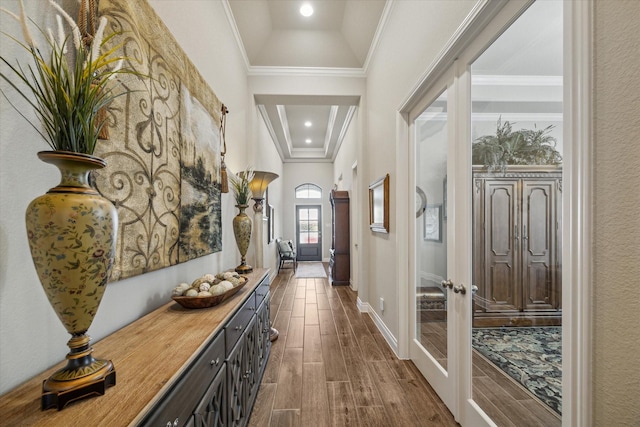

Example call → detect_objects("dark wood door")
296 205 322 261
522 179 560 311
482 179 520 313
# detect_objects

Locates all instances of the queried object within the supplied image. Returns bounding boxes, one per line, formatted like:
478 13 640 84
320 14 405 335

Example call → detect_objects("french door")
408 1 565 425
295 205 322 261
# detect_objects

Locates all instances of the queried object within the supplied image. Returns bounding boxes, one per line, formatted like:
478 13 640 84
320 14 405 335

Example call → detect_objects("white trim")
324 106 339 155
256 105 286 162
247 66 366 78
362 0 396 73
276 105 294 154
359 298 402 358
472 74 563 86
396 111 410 359
332 106 358 162
356 296 368 313
221 0 251 71
398 0 507 113
563 1 593 425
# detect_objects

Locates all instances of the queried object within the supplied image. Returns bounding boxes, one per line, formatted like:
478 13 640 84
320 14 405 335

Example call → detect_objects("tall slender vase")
25 151 118 410
233 204 253 274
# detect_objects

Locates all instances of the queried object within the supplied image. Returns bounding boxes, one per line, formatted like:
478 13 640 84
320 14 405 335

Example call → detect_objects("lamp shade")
248 171 279 199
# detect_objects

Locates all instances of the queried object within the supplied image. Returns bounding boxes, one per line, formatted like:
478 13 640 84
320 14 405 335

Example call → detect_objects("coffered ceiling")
224 0 389 162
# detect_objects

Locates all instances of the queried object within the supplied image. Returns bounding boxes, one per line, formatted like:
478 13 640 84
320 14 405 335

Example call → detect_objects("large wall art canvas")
92 0 223 281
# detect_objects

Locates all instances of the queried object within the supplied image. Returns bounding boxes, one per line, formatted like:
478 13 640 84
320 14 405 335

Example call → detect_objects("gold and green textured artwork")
92 0 223 281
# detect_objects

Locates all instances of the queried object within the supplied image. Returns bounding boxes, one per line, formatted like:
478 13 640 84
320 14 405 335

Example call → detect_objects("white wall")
362 0 477 343
333 109 359 192
0 0 250 394
249 108 285 280
592 1 640 424
282 162 334 261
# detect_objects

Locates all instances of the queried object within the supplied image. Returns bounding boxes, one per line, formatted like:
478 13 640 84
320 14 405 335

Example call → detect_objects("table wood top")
0 269 268 426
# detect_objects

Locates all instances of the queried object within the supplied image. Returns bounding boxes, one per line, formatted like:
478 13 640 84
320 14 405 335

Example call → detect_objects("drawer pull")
210 357 220 366
248 306 255 311
257 293 264 298
235 325 243 331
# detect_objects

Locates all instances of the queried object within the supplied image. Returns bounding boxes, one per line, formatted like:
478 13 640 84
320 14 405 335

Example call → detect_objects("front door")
296 205 321 261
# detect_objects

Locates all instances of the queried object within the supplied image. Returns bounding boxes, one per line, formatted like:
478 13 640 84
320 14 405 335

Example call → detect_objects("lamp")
248 171 279 213
248 171 280 341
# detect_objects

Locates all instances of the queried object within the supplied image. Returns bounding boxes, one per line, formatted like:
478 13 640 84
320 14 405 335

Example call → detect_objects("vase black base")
235 264 253 274
41 363 116 411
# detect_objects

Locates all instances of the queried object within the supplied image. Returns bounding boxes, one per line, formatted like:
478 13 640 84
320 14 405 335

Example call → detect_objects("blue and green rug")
472 327 562 415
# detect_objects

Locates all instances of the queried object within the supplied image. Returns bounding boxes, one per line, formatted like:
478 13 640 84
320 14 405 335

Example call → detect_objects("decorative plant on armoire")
0 0 136 409
472 118 562 172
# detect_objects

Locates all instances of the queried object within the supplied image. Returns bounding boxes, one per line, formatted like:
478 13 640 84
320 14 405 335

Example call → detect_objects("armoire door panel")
524 261 554 309
488 262 518 310
484 181 519 312
525 184 552 257
522 180 558 311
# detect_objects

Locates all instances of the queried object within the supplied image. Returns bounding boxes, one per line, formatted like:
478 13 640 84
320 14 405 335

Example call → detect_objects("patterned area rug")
472 327 562 415
295 262 327 278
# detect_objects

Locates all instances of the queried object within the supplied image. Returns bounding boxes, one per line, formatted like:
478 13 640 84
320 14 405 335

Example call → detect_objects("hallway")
249 266 458 426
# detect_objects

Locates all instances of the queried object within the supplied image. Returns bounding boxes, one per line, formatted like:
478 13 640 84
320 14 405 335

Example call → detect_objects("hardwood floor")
250 267 458 427
419 316 562 426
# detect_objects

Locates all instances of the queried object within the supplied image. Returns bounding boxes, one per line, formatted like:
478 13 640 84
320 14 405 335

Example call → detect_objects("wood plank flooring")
250 267 458 427
419 315 562 426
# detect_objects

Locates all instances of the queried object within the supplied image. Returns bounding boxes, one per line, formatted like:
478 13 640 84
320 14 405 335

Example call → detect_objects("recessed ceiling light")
305 139 312 144
300 4 313 17
304 121 312 127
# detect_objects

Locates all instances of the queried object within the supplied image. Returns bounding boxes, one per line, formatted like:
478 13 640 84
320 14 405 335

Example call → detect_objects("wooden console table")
0 269 271 426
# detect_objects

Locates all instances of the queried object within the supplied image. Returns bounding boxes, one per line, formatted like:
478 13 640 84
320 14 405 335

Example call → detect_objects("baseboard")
356 297 368 313
357 297 400 358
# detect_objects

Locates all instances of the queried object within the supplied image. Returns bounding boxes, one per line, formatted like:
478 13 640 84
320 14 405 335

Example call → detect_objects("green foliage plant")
0 0 134 155
472 118 562 173
230 168 254 207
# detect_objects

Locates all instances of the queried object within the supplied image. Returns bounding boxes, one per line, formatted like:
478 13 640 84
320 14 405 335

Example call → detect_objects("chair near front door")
276 238 297 273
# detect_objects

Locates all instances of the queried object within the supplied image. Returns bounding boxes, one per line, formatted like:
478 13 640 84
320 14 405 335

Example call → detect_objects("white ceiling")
226 0 388 162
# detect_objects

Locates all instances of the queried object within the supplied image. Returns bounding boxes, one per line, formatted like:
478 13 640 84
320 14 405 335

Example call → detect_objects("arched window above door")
295 183 322 199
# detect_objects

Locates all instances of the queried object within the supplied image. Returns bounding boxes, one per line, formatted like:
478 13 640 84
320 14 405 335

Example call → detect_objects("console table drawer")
254 278 270 307
225 294 256 355
139 331 225 427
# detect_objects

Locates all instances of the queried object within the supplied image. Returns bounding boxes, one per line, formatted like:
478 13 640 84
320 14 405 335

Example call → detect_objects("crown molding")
221 0 251 71
247 66 366 78
362 0 396 73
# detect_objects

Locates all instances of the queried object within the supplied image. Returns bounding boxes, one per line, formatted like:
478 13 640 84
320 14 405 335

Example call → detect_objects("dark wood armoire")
329 190 350 286
472 166 562 327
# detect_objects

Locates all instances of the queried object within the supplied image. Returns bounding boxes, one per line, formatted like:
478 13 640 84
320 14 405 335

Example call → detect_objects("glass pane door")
411 89 453 406
469 1 563 425
296 205 322 261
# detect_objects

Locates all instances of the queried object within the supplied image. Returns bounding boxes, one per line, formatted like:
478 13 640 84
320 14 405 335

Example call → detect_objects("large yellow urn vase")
25 151 118 410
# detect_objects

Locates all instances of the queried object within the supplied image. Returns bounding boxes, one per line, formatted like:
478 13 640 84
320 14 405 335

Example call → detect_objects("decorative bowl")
171 276 248 309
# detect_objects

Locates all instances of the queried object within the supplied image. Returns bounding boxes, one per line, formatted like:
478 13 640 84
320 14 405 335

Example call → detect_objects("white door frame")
396 0 594 425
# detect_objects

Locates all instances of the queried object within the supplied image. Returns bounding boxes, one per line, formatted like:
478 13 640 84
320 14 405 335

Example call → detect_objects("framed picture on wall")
267 204 275 244
424 204 442 242
369 173 390 233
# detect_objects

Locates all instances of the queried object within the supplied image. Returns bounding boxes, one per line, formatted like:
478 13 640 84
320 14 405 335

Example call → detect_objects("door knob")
453 284 467 295
441 279 453 289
